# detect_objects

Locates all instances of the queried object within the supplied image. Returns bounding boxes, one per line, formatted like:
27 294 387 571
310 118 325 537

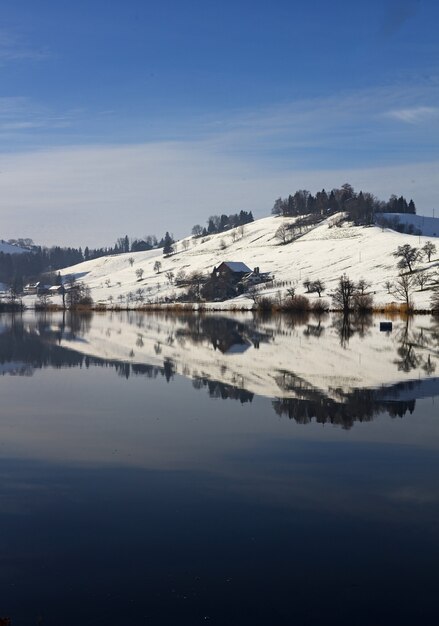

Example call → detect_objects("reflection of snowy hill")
26 312 439 402
379 378 439 401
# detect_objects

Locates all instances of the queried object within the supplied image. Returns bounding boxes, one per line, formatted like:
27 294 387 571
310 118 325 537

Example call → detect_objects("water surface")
0 312 438 625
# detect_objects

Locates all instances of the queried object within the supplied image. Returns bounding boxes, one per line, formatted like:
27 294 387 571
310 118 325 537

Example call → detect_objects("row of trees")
192 210 254 237
272 183 416 225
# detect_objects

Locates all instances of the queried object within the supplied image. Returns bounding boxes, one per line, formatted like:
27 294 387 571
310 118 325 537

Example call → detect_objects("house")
23 282 41 295
240 267 273 286
212 261 252 280
48 285 65 295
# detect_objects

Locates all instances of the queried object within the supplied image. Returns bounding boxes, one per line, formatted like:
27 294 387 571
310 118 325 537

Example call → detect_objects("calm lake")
0 311 438 625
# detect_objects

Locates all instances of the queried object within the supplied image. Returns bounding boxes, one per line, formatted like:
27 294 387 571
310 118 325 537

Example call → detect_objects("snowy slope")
28 214 439 309
0 240 27 254
379 213 439 237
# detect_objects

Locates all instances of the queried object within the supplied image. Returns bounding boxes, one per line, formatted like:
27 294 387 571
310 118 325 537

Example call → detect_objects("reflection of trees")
272 385 417 430
192 377 254 403
303 319 325 339
332 313 373 347
394 317 438 373
1 311 438 425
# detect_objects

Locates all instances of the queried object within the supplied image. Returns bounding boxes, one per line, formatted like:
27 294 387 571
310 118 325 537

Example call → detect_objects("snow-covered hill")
379 213 439 237
0 240 27 255
28 214 439 309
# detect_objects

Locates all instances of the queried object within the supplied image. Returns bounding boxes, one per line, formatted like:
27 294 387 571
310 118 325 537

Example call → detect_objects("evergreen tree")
163 232 174 256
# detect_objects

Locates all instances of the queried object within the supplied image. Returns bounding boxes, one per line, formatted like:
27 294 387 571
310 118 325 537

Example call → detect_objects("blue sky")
0 0 438 246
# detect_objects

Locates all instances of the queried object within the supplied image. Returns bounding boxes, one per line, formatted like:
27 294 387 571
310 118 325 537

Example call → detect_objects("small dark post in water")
380 322 393 332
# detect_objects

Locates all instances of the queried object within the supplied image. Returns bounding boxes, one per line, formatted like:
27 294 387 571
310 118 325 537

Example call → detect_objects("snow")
0 240 27 255
220 261 252 273
23 213 439 310
379 213 439 237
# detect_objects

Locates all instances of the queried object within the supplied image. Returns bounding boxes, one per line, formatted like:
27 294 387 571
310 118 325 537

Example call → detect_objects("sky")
0 0 438 247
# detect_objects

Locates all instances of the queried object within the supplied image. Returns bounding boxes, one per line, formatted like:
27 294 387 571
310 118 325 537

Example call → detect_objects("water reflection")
1 311 438 428
1 312 439 625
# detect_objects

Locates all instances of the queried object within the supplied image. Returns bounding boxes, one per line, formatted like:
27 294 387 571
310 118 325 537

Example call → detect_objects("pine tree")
163 232 174 256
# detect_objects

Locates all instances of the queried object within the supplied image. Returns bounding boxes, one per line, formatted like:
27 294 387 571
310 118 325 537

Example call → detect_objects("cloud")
0 142 437 247
0 97 81 137
0 29 48 62
386 106 439 124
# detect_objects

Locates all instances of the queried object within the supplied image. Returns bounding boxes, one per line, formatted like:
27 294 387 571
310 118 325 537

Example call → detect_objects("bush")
311 298 329 314
354 293 374 313
255 296 274 311
281 295 310 312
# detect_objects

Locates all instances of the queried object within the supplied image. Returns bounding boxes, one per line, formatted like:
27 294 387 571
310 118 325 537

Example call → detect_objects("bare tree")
128 256 135 267
165 271 175 285
331 275 357 313
135 268 144 281
275 223 289 245
384 280 392 294
422 241 437 262
310 279 326 297
175 269 186 284
392 244 422 273
187 271 205 301
392 273 416 310
192 224 203 237
230 229 238 243
415 272 430 291
182 239 190 251
36 292 52 308
238 224 245 238
66 281 92 309
431 288 439 313
303 278 311 293
153 260 162 274
356 278 371 295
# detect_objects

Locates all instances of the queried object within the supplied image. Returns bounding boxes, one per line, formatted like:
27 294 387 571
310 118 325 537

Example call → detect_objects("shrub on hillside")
281 295 310 312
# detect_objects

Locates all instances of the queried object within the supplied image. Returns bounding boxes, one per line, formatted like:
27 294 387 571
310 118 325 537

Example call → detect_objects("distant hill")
378 213 439 237
0 240 28 255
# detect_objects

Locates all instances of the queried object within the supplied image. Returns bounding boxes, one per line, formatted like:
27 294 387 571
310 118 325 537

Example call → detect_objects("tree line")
191 210 254 237
271 183 416 225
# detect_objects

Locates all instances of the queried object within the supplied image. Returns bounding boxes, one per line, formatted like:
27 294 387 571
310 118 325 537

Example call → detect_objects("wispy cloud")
193 82 439 168
0 97 82 137
386 105 439 124
0 29 48 62
0 142 437 246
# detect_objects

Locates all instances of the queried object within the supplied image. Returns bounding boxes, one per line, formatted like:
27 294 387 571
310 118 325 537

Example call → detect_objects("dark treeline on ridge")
191 210 254 237
272 183 416 225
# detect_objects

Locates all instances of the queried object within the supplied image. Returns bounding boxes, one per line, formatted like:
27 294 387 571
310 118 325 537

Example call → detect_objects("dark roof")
220 261 251 273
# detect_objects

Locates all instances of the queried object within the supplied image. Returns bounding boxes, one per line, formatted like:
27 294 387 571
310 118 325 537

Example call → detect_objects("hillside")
0 240 27 255
27 214 439 310
380 213 439 237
